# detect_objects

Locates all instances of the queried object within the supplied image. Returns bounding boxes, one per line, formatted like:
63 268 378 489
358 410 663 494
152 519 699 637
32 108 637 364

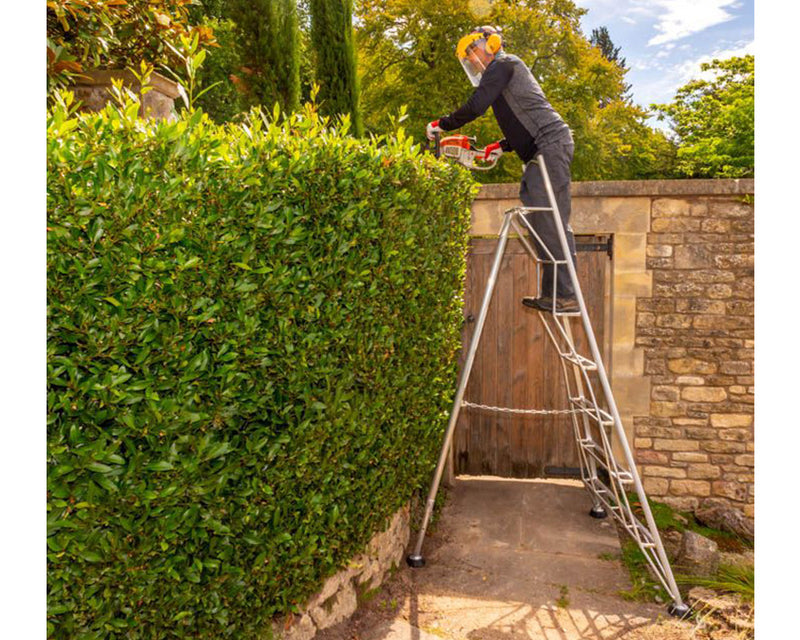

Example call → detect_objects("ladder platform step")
610 470 634 484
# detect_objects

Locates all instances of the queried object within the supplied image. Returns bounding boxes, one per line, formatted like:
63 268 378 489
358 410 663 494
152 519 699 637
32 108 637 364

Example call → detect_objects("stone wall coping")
72 69 181 99
476 179 754 200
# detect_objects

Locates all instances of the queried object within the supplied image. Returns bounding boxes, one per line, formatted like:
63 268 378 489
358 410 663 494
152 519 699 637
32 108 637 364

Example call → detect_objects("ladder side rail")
535 154 686 611
561 321 608 499
554 328 606 508
407 211 515 564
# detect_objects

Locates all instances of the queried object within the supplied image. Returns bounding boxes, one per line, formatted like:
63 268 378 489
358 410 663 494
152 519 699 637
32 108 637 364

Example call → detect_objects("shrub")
47 94 477 637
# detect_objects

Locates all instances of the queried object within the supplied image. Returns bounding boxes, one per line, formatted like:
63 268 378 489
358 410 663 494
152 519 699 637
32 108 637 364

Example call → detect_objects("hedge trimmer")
429 133 500 171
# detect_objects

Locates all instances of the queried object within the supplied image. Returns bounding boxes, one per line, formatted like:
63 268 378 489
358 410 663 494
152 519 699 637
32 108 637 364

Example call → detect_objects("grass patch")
616 495 754 606
617 540 665 603
676 563 755 602
556 585 570 609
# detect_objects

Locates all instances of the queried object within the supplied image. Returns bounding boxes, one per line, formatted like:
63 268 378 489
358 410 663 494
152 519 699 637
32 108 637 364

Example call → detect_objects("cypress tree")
228 0 300 113
309 0 363 136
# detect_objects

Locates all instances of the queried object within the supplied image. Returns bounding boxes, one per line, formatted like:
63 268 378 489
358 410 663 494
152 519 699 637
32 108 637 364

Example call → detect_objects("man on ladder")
416 26 691 618
426 25 579 314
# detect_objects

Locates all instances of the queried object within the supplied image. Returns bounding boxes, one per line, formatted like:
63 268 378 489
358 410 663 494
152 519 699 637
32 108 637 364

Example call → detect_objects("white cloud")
648 0 740 46
674 40 754 84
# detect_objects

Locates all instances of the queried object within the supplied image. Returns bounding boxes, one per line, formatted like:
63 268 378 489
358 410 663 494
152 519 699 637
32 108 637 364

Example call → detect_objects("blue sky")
576 0 754 126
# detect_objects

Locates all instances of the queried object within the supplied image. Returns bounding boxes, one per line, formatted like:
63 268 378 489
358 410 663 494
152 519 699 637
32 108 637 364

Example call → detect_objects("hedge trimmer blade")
438 135 500 171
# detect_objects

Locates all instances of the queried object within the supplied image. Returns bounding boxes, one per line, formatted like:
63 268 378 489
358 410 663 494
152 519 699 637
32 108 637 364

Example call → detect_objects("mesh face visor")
456 34 488 87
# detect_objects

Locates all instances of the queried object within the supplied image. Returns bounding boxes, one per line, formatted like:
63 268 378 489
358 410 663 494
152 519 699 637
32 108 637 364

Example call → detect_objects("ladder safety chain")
461 401 577 416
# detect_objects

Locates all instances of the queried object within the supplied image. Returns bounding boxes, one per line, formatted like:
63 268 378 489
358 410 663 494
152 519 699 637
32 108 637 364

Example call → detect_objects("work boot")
521 296 579 314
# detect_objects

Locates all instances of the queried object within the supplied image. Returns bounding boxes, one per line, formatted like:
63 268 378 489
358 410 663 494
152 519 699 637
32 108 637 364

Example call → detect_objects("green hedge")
47 95 477 638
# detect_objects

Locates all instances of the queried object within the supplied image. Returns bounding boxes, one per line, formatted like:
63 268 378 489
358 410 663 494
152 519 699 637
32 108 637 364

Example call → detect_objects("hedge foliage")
47 94 477 638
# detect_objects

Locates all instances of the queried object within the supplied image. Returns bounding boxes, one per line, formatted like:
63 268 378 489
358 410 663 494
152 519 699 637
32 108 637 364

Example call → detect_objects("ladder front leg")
407 212 514 567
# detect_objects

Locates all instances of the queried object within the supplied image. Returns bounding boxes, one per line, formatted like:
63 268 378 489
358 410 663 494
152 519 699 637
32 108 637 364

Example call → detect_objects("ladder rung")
562 353 597 370
570 398 614 425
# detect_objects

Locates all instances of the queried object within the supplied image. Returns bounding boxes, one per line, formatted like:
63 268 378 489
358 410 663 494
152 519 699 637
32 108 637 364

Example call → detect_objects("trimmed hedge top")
47 95 477 638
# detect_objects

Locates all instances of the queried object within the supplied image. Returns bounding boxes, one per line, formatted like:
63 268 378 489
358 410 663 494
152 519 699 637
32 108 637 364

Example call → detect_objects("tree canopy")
652 55 754 178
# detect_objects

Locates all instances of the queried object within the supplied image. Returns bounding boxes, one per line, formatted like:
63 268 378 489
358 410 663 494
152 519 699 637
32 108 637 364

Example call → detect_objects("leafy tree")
590 26 625 68
227 0 301 113
589 25 631 100
309 0 363 135
194 17 247 123
652 55 754 178
46 0 216 94
355 0 674 181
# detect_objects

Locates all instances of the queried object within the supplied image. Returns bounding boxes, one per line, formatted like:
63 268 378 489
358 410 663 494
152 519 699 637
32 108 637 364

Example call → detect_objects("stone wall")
69 69 179 121
634 191 754 523
470 179 754 526
273 505 410 640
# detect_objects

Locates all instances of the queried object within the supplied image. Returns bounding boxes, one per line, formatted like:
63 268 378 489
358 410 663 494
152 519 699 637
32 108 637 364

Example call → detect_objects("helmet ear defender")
485 33 502 55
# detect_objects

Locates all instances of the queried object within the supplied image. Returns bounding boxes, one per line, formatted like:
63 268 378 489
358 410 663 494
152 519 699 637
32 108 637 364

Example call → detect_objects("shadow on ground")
316 477 691 640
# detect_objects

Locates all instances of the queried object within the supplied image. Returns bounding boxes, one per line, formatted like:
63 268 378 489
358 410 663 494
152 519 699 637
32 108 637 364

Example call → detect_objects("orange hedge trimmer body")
430 133 500 170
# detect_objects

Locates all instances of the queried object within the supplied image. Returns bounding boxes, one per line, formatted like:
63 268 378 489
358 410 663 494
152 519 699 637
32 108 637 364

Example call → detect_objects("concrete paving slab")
315 477 678 640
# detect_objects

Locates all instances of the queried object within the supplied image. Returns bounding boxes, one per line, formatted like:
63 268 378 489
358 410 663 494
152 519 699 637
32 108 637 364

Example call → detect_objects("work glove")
426 119 444 140
484 141 503 160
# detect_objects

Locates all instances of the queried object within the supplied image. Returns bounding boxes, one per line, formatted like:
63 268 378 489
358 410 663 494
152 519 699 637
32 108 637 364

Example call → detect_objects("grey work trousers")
519 139 577 299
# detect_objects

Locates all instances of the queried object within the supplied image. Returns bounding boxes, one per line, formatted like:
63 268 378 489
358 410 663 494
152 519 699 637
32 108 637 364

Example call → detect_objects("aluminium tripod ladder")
406 154 689 617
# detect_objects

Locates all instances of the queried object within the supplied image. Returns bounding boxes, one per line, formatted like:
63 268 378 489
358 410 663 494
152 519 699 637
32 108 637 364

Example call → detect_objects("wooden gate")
453 234 611 478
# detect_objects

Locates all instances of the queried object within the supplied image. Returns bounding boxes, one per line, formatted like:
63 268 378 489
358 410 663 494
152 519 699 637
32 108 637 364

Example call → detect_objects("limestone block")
572 196 651 232
710 413 752 427
734 454 754 467
700 219 732 233
652 385 680 402
687 464 722 480
309 579 358 630
647 244 673 258
708 200 753 219
670 479 712 497
643 477 669 495
668 358 717 375
677 531 719 576
675 375 706 386
681 387 727 402
653 438 699 451
613 233 648 272
673 452 709 463
673 418 709 426
675 299 727 315
651 198 691 217
656 314 694 329
707 284 733 299
652 218 701 233
719 361 751 375
674 244 717 269
718 429 752 442
711 481 749 502
651 402 687 418
643 465 687 479
702 440 746 454
613 271 653 297
636 449 669 465
696 498 754 539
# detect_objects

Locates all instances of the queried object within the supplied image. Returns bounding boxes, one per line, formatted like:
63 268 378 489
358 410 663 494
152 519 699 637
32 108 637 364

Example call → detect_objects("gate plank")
455 235 609 478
